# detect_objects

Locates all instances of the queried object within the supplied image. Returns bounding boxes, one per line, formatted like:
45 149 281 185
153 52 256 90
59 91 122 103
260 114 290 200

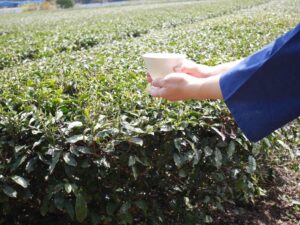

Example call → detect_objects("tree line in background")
1 0 189 10
54 0 124 9
0 0 126 9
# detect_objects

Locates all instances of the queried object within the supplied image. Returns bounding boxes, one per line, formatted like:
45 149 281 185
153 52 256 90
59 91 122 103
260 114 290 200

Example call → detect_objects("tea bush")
56 0 75 8
0 0 299 224
0 0 268 69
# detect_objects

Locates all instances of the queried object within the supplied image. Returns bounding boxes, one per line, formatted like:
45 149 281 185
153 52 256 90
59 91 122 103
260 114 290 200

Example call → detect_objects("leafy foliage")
0 0 268 69
56 0 74 8
0 0 299 224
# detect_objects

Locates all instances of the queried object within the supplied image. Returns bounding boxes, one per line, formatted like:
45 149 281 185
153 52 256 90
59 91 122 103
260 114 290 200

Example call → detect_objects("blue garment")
220 23 300 142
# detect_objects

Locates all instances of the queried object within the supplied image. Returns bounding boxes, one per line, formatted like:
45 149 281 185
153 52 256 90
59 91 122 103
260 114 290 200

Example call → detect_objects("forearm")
210 59 243 76
191 74 223 100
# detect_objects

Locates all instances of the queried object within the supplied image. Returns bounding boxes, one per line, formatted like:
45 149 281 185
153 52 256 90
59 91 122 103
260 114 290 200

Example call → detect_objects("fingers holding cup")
146 73 153 83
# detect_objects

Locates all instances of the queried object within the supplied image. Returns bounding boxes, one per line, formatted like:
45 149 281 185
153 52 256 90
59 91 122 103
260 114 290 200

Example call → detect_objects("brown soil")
214 159 300 225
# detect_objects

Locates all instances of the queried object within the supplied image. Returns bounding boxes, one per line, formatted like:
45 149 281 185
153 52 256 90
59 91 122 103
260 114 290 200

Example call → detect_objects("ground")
215 158 300 225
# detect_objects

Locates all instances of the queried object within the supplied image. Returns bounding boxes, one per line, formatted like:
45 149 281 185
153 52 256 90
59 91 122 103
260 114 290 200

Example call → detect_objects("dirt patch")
214 159 300 225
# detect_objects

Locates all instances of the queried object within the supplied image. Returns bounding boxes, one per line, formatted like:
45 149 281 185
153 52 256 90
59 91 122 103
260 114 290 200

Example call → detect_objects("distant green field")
0 0 275 69
0 0 299 224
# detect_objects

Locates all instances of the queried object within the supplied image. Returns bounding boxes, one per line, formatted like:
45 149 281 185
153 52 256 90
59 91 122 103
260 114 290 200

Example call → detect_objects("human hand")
173 59 245 78
148 73 223 101
145 58 238 83
149 73 202 101
146 73 153 83
174 59 216 78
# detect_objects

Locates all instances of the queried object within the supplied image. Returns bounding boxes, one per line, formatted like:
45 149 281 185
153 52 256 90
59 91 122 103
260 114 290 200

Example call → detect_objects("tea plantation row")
0 0 270 69
0 0 299 224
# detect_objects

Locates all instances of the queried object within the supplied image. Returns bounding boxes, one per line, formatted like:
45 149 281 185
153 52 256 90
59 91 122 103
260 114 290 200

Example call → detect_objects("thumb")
152 78 165 88
174 65 183 72
149 86 165 97
173 59 189 72
174 59 196 73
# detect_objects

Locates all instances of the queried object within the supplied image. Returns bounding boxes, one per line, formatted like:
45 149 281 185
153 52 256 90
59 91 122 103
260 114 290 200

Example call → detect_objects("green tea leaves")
214 148 222 169
129 137 143 146
67 121 83 131
66 135 85 144
0 1 299 224
63 153 77 167
2 185 17 198
247 156 256 174
11 176 29 188
75 193 88 222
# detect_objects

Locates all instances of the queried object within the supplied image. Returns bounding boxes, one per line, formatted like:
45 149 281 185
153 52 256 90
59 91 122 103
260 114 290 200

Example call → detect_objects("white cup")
142 53 186 80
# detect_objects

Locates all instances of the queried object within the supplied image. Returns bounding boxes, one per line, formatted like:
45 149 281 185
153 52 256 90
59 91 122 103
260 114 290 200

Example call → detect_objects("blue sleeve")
220 23 300 142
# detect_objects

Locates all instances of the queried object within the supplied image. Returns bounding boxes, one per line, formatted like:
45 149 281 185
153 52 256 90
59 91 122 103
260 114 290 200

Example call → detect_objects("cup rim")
142 53 186 59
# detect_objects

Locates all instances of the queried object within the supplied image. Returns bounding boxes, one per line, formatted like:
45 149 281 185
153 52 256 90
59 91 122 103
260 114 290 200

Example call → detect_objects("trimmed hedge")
0 0 299 224
0 114 263 224
0 0 269 70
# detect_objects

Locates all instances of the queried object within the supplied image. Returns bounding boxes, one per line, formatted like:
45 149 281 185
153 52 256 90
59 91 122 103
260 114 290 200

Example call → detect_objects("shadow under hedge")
0 112 267 224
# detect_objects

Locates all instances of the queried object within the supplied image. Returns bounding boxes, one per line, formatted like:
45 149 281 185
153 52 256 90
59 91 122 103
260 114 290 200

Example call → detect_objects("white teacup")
143 53 186 80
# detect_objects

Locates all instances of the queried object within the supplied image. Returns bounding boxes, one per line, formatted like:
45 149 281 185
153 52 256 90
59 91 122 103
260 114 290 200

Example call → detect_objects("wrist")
206 65 219 77
195 64 217 77
190 75 223 100
213 59 243 75
210 64 228 76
